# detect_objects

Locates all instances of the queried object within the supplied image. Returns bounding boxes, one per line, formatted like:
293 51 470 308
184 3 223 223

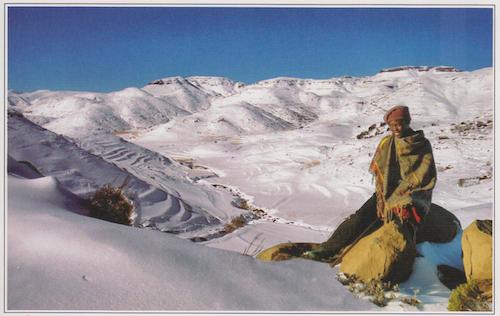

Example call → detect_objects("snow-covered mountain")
8 111 247 235
8 65 493 234
131 67 492 224
7 66 494 311
8 76 243 138
146 76 244 97
11 67 491 138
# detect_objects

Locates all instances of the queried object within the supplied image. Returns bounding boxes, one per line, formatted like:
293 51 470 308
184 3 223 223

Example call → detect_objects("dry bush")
448 281 491 311
224 215 247 233
88 185 134 226
400 288 421 307
232 198 251 210
364 280 392 307
337 274 409 308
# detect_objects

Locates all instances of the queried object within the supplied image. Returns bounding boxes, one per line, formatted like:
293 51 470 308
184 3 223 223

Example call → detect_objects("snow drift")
7 172 376 311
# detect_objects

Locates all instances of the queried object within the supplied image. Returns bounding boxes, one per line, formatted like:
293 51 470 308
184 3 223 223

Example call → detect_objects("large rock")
340 221 416 283
462 220 492 283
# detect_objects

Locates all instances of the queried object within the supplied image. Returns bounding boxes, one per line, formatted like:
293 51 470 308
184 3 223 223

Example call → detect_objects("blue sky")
8 7 493 92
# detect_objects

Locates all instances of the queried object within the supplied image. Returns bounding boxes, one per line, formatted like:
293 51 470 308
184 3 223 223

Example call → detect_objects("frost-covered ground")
7 66 493 311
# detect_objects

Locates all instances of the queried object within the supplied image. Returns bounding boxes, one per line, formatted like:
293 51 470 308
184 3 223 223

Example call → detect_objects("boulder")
340 221 416 283
462 220 492 283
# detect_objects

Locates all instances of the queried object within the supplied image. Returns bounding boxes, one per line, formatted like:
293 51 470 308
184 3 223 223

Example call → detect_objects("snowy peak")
147 75 239 87
146 76 244 96
251 77 349 91
186 76 245 96
187 76 243 88
148 76 183 86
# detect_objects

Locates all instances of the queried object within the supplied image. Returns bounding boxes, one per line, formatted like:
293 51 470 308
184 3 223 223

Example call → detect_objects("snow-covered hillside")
134 67 493 228
8 76 243 137
7 66 494 311
7 169 376 311
8 111 245 235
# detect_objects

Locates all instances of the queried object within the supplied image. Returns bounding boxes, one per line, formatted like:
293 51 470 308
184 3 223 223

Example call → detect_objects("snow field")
7 66 494 311
8 175 376 311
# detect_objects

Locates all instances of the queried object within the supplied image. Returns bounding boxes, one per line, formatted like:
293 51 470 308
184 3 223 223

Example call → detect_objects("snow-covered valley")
7 66 493 311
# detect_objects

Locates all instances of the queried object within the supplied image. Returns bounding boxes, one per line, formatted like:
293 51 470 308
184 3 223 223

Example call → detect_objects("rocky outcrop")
340 221 416 283
462 220 492 298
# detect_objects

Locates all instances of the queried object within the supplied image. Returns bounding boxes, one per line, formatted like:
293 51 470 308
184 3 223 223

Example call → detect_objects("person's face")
388 119 410 138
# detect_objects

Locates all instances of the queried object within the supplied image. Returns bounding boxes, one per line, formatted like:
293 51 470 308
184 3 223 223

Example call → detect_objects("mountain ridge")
8 66 492 140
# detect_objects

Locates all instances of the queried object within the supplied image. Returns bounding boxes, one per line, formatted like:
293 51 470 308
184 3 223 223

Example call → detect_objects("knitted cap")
384 105 411 123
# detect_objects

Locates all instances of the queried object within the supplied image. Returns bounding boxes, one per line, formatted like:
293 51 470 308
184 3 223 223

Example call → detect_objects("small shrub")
401 296 421 307
401 288 422 307
232 198 251 210
336 274 402 307
223 215 247 233
89 185 134 225
253 208 265 215
365 280 389 307
448 281 491 311
337 273 360 288
239 199 251 210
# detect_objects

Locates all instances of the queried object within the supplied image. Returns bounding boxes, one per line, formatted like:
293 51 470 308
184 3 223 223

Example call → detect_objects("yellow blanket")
369 130 437 222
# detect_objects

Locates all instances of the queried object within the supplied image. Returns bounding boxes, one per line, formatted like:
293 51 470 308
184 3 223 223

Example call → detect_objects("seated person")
305 105 437 261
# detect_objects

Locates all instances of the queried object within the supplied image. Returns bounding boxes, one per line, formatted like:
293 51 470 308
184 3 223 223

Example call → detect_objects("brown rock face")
340 221 416 283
